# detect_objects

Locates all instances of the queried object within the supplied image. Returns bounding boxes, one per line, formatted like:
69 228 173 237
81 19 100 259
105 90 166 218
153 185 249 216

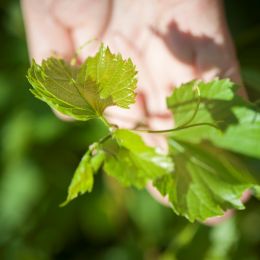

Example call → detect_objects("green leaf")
27 58 97 121
167 79 260 158
60 149 105 206
154 139 260 222
103 130 174 189
83 44 137 108
27 44 138 120
91 149 106 172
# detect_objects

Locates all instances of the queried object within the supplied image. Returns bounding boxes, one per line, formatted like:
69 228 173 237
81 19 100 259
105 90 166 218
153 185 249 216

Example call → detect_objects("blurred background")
0 0 260 259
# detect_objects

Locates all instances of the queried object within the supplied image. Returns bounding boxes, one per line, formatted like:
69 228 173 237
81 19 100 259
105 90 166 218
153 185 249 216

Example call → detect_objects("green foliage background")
0 0 260 259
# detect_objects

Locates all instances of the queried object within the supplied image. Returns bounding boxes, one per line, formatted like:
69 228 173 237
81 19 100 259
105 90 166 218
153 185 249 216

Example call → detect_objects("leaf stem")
99 133 112 144
99 116 111 129
132 85 221 134
134 122 220 134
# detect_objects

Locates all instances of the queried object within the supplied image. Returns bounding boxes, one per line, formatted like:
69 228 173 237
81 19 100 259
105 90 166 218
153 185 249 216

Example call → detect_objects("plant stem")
134 122 220 134
99 133 112 144
99 116 111 129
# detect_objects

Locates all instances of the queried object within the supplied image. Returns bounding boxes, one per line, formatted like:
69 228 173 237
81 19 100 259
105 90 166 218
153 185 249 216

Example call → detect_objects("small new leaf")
27 44 138 121
103 130 174 188
61 149 105 206
154 139 260 222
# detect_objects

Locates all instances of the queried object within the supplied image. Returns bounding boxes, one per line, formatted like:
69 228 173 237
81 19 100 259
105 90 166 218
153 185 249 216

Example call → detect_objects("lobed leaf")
27 44 138 121
167 79 260 158
103 129 174 188
154 139 260 222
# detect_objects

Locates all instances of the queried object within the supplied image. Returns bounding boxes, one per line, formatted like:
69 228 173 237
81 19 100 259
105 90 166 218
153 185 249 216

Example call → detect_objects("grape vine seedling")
27 44 260 222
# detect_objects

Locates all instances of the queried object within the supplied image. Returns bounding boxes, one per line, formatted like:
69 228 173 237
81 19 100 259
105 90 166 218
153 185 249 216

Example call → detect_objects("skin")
22 0 246 224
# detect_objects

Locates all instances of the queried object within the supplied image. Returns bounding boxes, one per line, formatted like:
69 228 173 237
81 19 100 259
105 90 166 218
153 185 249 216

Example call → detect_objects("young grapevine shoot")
27 44 260 222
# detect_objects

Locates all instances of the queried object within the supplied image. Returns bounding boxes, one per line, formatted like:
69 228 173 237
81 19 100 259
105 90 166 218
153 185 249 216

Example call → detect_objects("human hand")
22 0 246 223
22 0 243 131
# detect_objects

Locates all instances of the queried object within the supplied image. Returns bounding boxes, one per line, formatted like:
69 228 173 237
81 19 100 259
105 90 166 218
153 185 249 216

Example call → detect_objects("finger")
68 0 112 60
146 181 171 207
142 0 245 115
204 210 234 225
21 0 74 62
204 190 252 225
141 33 197 115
